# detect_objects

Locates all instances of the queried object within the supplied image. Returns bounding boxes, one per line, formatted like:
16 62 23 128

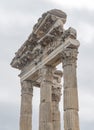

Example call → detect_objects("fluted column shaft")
20 80 33 130
39 65 53 130
52 91 61 130
52 70 62 130
62 48 80 130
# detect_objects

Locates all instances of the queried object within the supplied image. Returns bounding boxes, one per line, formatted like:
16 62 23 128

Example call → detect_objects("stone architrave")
10 9 80 130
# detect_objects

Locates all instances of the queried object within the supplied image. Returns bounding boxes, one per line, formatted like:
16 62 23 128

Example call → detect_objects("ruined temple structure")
11 9 80 130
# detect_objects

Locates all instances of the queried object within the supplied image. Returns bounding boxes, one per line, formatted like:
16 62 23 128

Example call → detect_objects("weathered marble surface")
11 9 80 130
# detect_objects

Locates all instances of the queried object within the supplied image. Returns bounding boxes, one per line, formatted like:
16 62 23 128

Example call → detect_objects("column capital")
61 48 78 67
39 65 55 83
21 80 33 95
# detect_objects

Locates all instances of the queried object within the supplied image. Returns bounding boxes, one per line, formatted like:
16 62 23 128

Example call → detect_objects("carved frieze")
11 9 79 71
62 27 77 41
50 26 63 37
11 9 67 70
36 15 55 39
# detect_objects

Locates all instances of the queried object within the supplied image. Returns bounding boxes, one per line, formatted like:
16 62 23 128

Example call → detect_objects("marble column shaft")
20 80 33 130
62 48 80 130
39 66 53 130
52 70 62 130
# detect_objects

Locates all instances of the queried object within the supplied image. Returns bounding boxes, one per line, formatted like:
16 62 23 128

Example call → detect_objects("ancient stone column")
52 70 62 130
61 48 80 130
20 80 33 130
39 65 54 130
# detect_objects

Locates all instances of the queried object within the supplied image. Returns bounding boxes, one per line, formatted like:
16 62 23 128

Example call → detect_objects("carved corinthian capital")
21 80 33 95
61 48 78 67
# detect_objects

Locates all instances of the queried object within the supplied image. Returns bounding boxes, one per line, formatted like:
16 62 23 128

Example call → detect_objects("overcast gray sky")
0 0 94 130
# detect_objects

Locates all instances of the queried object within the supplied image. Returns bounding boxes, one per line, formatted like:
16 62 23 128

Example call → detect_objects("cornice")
11 9 67 69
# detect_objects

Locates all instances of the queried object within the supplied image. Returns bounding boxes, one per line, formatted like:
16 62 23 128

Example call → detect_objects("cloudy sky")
0 0 94 130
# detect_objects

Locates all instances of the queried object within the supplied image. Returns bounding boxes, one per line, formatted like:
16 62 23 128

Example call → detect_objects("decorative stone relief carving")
11 9 80 130
11 9 67 70
62 27 77 41
61 48 78 67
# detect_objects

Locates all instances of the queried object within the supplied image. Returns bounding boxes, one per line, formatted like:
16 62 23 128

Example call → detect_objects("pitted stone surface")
11 9 80 130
